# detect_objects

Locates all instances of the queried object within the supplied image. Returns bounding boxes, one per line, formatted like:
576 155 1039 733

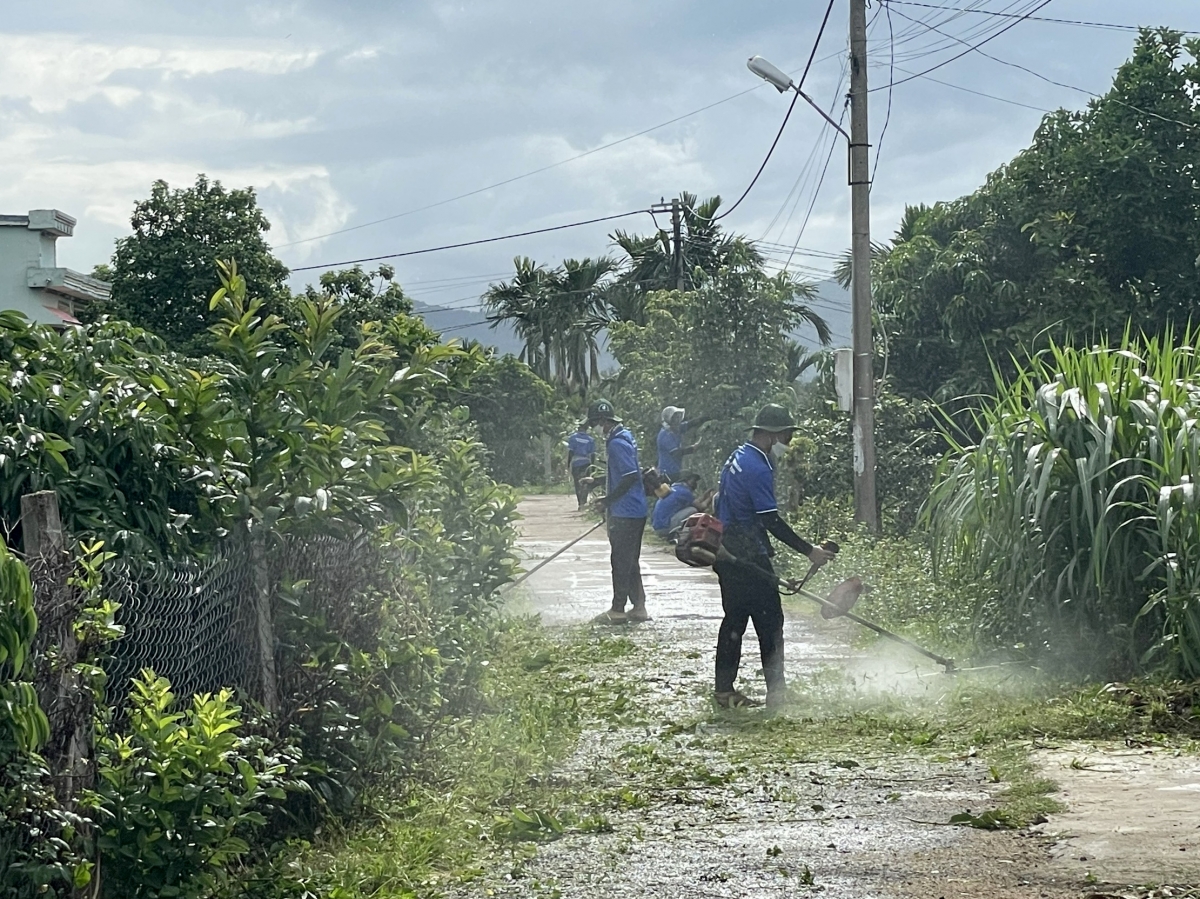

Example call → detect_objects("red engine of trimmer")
675 513 725 567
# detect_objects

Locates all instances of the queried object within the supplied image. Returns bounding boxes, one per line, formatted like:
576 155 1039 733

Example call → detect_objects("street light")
746 40 879 532
746 55 794 93
746 55 849 139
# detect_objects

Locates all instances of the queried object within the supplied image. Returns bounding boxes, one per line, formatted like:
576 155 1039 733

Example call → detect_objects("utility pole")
671 197 684 290
849 0 879 532
651 198 686 291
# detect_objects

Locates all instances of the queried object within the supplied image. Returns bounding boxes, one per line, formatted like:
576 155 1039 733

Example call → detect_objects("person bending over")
652 471 711 540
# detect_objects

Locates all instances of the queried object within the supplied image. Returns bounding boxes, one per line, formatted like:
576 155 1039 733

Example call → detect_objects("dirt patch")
1033 744 1200 887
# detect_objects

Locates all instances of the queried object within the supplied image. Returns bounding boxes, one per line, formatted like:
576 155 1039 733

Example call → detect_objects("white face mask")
770 439 790 462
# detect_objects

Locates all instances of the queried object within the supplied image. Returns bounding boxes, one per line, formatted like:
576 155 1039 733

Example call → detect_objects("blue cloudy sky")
3 1 1199 337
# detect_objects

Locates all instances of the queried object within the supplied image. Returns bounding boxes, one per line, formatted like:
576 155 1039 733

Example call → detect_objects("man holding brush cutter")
712 403 837 708
587 398 650 624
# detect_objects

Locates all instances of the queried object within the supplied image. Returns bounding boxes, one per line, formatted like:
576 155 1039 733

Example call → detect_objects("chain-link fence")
102 547 257 711
99 533 384 712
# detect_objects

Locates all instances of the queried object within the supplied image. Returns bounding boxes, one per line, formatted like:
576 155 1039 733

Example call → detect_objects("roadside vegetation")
3 25 1200 899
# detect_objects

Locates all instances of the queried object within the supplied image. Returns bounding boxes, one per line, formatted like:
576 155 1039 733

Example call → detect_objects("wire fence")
99 533 383 712
103 547 257 711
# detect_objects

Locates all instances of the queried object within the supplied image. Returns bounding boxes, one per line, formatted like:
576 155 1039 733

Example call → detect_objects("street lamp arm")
797 89 850 141
748 55 849 142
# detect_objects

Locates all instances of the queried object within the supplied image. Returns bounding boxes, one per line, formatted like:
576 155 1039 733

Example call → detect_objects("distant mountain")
412 300 525 355
413 279 851 370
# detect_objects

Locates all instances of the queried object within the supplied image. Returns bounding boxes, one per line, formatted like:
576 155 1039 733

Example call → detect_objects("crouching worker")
652 472 711 541
588 398 650 623
713 404 836 709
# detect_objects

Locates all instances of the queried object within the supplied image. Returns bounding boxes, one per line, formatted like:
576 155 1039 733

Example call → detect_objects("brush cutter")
675 514 956 673
504 519 606 592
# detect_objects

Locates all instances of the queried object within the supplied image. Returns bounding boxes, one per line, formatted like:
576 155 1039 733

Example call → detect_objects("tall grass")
927 327 1200 676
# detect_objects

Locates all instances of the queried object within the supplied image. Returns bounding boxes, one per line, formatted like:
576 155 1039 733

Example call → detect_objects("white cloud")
0 157 350 271
518 131 715 208
0 32 319 112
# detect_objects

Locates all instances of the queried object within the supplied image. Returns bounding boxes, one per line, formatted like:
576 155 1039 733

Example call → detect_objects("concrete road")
510 493 846 687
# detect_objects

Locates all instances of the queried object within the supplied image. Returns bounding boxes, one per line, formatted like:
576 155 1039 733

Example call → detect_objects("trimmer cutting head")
820 576 869 619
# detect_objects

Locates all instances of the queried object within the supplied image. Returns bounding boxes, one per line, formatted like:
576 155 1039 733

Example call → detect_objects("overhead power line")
760 56 850 244
279 38 858 257
274 87 766 252
879 0 1046 68
888 1 1200 35
869 0 1055 92
291 210 648 273
871 0 897 186
782 101 847 272
873 60 1055 112
713 0 839 222
886 4 1200 132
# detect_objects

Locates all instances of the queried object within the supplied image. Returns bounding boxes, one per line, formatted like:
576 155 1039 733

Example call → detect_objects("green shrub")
780 390 945 533
926 327 1200 676
459 352 567 486
0 537 91 898
95 673 293 899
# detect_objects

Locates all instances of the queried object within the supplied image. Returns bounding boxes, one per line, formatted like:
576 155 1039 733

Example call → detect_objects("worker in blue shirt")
651 472 708 540
587 398 650 623
713 403 836 708
565 422 597 511
656 406 708 480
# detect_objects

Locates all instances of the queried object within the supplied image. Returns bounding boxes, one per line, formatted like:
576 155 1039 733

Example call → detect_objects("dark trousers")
713 557 785 695
571 464 590 507
607 515 646 612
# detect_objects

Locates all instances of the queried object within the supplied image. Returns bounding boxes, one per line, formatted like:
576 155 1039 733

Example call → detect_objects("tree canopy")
872 29 1200 400
608 267 827 475
97 175 290 356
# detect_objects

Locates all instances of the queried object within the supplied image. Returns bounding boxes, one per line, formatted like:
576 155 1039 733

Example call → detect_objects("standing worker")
588 398 650 623
565 421 597 511
656 406 706 481
713 403 836 708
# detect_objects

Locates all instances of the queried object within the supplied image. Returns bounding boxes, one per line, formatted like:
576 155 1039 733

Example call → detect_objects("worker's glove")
807 543 838 569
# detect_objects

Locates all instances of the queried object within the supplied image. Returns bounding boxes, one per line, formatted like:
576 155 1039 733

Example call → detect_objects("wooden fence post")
21 490 65 557
243 523 278 716
21 490 94 895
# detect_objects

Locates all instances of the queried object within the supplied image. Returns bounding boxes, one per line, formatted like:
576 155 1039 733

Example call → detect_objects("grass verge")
237 619 637 899
231 562 1200 897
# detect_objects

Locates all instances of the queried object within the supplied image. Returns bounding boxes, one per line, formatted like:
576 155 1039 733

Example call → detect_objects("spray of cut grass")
777 500 984 667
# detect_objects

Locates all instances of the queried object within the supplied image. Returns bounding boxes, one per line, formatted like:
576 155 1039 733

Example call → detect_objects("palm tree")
554 257 617 394
768 271 832 347
484 256 617 395
608 193 767 324
484 257 556 380
784 339 824 382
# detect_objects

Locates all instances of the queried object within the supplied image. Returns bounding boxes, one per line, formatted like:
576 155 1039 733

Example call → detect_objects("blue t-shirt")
605 427 648 519
566 432 595 468
652 483 695 531
716 442 777 555
656 424 688 478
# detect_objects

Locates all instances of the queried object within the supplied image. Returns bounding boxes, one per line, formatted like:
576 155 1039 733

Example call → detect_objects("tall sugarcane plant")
926 326 1200 676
